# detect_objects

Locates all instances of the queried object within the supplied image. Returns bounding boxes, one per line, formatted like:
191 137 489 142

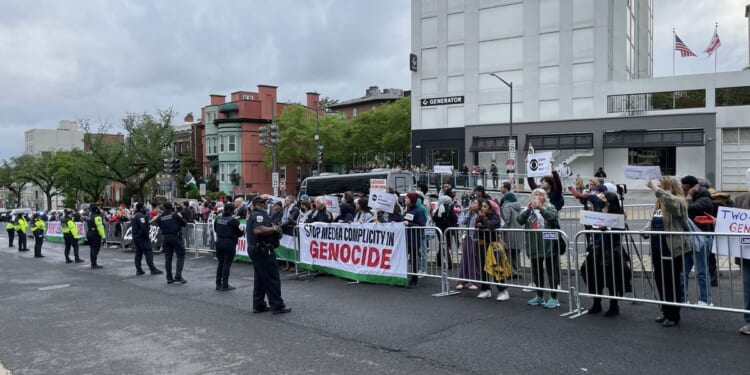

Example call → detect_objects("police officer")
152 202 187 284
6 214 15 248
214 203 244 291
31 213 46 258
131 202 163 276
16 213 29 252
248 196 291 314
87 206 106 269
62 210 84 264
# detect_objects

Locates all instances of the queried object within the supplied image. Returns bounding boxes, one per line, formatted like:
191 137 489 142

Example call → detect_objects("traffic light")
259 126 268 146
269 124 279 145
163 158 172 173
317 145 324 163
173 158 180 173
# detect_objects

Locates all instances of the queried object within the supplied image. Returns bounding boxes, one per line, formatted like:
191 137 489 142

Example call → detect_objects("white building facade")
411 0 750 191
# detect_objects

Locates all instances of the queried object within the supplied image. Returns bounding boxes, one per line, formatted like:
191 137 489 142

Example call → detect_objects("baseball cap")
252 196 267 205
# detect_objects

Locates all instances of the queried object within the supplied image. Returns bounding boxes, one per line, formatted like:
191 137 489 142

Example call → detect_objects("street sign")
272 172 279 188
199 183 206 196
420 96 464 107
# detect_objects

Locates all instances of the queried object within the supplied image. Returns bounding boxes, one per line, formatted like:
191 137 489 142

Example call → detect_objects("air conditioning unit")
242 95 254 100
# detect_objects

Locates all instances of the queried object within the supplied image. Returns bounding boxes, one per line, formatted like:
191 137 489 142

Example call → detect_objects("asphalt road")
0 236 749 375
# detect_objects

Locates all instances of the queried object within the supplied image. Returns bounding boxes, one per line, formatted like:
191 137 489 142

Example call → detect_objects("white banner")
624 165 662 180
368 189 397 214
324 195 340 215
370 179 387 191
433 165 453 174
713 206 750 259
299 222 407 281
526 152 552 177
579 210 626 228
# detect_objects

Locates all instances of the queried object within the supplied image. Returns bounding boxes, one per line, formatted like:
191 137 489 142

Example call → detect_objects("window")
447 44 464 74
228 135 236 152
220 164 226 183
628 147 676 176
421 17 438 46
447 13 464 42
722 128 750 144
479 4 523 40
572 28 594 61
479 38 524 72
607 90 706 114
716 86 750 107
539 33 559 65
421 48 437 76
219 135 225 152
352 108 358 117
539 0 559 31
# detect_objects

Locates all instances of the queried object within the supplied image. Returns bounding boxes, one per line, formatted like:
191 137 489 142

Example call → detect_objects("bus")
298 170 415 199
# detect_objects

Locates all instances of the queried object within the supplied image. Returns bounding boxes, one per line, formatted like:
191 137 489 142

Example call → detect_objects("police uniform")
62 214 83 263
132 204 162 275
6 216 15 247
87 209 106 268
16 215 29 252
31 216 46 258
155 203 187 284
214 203 244 291
248 197 290 314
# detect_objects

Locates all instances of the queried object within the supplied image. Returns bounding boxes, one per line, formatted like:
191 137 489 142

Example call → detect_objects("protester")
517 188 561 309
431 195 456 270
644 177 690 327
499 182 523 278
307 196 333 223
679 175 714 306
353 198 375 224
403 192 426 288
456 199 481 290
474 199 508 300
595 167 607 179
732 167 750 335
490 163 499 189
527 160 564 211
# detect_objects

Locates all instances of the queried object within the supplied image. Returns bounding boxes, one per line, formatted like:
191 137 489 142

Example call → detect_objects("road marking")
38 284 70 291
0 360 11 374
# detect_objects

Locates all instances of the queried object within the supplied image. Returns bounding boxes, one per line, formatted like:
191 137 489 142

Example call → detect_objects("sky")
0 0 748 161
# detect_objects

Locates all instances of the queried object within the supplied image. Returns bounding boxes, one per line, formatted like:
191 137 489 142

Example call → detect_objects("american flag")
675 34 696 57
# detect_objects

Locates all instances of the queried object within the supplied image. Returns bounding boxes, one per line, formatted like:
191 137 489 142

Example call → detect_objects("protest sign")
713 206 750 259
624 165 662 180
368 188 397 213
526 152 552 177
579 211 626 228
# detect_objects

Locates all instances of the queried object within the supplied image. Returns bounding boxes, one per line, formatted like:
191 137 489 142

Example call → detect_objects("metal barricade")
566 229 750 319
104 222 125 249
441 227 572 312
188 222 215 258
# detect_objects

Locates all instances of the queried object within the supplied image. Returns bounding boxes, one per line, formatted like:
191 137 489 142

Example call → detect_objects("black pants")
215 239 236 288
33 231 44 257
63 233 80 261
88 232 102 266
531 255 561 299
251 252 284 310
162 234 185 280
134 237 157 272
653 250 683 322
17 230 26 251
7 229 14 247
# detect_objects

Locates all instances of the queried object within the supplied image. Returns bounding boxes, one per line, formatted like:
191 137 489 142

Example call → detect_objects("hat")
406 192 419 203
301 194 309 201
252 196 267 205
681 175 699 187
223 203 235 214
163 202 173 210
596 185 608 193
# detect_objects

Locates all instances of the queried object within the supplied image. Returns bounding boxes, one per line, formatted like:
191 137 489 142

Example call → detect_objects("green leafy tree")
0 160 28 208
351 97 411 167
272 105 319 176
56 149 109 205
81 109 176 203
14 152 67 210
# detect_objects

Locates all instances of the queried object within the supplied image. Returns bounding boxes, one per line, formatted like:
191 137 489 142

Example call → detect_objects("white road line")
38 284 70 291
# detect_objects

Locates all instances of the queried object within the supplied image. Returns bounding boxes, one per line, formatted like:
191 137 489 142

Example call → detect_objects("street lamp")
315 106 321 175
490 72 515 186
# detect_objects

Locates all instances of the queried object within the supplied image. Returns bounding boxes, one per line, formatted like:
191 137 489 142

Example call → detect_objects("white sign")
433 165 453 174
526 152 552 177
368 188 397 214
299 222 407 284
509 139 516 153
624 165 662 180
579 211 626 228
370 179 387 191
713 206 750 259
199 183 206 196
324 194 340 214
272 172 279 188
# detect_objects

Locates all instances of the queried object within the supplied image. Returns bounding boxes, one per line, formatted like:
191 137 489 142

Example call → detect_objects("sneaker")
150 269 164 275
522 282 536 293
173 277 187 285
543 298 560 309
74 259 85 264
136 270 146 276
220 286 236 291
740 324 750 335
696 300 714 307
496 290 510 301
477 290 492 299
528 296 545 306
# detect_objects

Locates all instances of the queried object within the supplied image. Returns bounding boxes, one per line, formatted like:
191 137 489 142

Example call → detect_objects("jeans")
681 241 712 303
419 236 428 272
743 259 750 324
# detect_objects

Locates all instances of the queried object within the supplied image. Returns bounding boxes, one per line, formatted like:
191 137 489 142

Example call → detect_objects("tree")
81 109 176 203
351 97 411 167
0 160 28 208
56 149 110 205
319 96 339 109
14 152 67 210
273 105 319 176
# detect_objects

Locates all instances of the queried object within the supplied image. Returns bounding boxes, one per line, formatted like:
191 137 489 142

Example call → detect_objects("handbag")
680 216 711 252
547 217 567 255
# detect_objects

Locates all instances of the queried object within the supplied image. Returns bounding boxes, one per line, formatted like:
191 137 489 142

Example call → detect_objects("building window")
352 108 358 117
628 147 676 176
220 164 226 183
228 135 236 152
607 90 706 114
722 128 750 144
219 136 225 153
716 86 750 107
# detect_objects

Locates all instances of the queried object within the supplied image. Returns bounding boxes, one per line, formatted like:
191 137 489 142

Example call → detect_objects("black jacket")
687 187 714 231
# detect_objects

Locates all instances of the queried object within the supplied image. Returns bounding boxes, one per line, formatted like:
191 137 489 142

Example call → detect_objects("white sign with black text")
526 152 552 177
367 189 397 214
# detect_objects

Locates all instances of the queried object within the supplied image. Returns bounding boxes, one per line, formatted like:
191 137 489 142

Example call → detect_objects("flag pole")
715 22 718 73
672 27 677 77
